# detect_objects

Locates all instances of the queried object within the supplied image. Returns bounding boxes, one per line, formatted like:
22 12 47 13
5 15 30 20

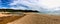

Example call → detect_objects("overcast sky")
0 0 60 13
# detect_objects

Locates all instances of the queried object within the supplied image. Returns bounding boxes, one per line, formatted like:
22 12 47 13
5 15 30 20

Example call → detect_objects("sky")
0 0 60 13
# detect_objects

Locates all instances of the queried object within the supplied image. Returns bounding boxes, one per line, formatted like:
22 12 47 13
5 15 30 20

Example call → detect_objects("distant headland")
0 9 39 12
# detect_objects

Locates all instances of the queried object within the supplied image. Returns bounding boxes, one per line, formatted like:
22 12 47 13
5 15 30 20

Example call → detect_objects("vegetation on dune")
0 9 39 12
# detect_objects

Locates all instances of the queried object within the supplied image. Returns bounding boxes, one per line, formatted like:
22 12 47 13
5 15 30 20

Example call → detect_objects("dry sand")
0 12 60 24
0 12 25 24
7 13 60 24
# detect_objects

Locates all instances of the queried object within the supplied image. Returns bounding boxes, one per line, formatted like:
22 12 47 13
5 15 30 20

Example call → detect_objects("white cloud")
41 0 60 8
9 0 60 13
10 6 28 10
10 0 42 10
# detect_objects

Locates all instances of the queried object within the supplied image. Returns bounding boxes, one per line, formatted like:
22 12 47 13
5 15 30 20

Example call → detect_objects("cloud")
9 0 60 13
41 0 60 8
9 0 42 10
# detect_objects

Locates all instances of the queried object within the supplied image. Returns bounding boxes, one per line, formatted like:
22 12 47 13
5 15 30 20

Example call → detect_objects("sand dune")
0 12 25 24
7 13 60 24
